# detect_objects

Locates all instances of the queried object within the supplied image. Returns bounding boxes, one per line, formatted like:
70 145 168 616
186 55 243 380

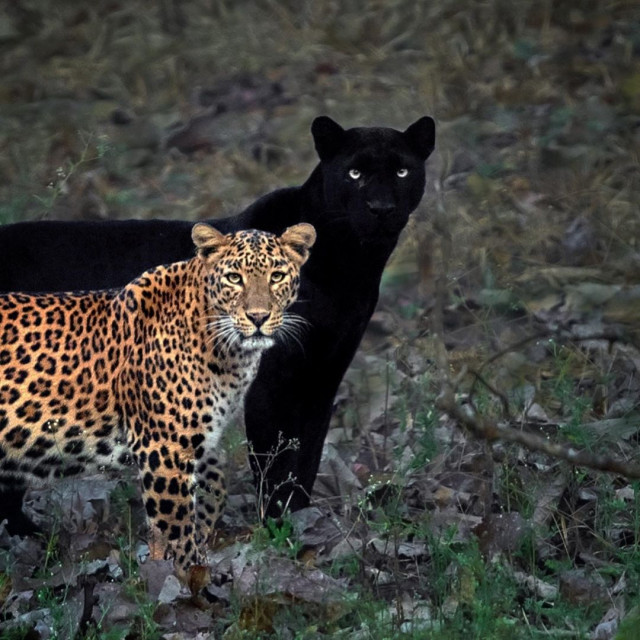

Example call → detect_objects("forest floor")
0 1 639 638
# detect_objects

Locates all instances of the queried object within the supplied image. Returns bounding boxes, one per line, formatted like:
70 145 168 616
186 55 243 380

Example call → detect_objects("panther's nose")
246 311 270 329
367 201 395 217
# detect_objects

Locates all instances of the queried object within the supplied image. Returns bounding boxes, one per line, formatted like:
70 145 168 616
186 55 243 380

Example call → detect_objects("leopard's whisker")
206 319 232 334
219 324 241 353
206 319 237 349
205 313 230 326
209 323 238 351
282 314 311 337
276 323 306 356
282 313 310 329
206 314 233 331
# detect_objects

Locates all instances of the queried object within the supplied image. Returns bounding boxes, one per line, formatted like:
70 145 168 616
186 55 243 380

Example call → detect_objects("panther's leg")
194 454 226 542
0 485 41 536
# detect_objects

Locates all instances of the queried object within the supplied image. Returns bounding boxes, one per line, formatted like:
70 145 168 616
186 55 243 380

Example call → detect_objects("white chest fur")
203 348 264 451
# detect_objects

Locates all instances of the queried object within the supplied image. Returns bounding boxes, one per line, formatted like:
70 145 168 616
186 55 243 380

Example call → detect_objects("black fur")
0 116 435 528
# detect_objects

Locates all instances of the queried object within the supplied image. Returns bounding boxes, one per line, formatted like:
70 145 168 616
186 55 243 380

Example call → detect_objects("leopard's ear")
311 116 346 162
280 223 316 265
192 223 229 259
403 116 436 161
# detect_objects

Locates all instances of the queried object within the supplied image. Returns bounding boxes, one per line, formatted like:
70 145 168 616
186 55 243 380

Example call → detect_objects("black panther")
0 115 435 530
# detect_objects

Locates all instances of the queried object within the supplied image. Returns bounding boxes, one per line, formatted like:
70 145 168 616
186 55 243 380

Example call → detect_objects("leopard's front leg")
137 444 209 586
194 453 227 541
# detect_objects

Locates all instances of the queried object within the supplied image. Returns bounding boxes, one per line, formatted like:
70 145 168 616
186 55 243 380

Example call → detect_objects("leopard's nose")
246 311 270 329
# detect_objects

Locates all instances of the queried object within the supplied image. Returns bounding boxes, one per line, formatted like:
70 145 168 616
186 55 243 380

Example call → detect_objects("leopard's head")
192 223 316 351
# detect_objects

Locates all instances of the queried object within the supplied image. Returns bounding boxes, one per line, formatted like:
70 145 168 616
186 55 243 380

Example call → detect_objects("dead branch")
436 380 640 480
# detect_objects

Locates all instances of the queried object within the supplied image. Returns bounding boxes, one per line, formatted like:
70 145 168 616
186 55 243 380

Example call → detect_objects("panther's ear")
404 116 436 161
280 223 316 266
311 116 346 162
192 223 229 259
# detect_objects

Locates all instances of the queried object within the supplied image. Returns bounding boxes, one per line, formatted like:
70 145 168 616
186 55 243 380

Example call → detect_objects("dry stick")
468 327 627 407
436 377 640 480
467 368 511 418
429 197 640 481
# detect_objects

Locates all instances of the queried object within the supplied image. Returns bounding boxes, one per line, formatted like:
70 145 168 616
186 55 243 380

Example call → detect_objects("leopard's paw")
185 563 210 595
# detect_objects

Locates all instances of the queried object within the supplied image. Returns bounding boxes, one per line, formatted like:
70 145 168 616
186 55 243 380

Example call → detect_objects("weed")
33 585 74 639
248 433 303 522
124 600 160 640
497 461 532 516
33 131 110 215
34 528 62 579
616 606 640 640
110 481 142 580
542 340 603 450
395 372 440 470
252 515 303 560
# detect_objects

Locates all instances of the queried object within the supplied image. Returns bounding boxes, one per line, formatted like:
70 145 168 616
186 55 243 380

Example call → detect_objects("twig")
467 368 511 418
436 384 640 479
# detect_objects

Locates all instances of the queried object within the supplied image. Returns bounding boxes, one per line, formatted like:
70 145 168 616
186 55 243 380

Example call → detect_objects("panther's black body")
0 115 435 528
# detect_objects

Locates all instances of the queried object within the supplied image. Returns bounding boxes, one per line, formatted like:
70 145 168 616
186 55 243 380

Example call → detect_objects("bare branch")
436 384 640 479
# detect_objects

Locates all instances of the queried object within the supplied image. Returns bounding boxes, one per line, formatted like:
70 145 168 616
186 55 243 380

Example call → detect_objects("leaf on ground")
532 474 567 528
590 602 624 640
289 506 348 551
91 582 142 634
22 474 119 534
313 443 362 504
474 512 529 560
0 608 56 639
368 537 427 560
139 559 179 602
559 569 609 606
0 535 43 589
511 570 558 600
163 600 214 635
423 510 483 543
217 546 349 635
233 550 347 605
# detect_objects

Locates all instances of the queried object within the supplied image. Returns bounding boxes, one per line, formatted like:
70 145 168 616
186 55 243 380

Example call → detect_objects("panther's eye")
348 169 361 180
226 272 243 285
270 271 286 284
396 168 409 178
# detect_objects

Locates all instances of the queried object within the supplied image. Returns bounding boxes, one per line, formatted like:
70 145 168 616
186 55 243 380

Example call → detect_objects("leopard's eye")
348 169 361 180
270 271 285 284
226 272 243 285
396 168 409 178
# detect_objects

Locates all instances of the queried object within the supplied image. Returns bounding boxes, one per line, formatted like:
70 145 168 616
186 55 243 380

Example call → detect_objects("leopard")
0 222 316 583
0 115 435 527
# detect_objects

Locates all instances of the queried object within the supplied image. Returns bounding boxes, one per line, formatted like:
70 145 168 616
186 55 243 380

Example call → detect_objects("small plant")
33 131 111 214
35 528 62 579
248 433 303 522
542 340 601 450
253 515 302 559
34 585 75 639
110 480 142 580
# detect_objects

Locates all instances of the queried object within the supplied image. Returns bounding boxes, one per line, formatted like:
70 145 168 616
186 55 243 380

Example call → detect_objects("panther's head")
192 223 316 351
311 115 435 242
